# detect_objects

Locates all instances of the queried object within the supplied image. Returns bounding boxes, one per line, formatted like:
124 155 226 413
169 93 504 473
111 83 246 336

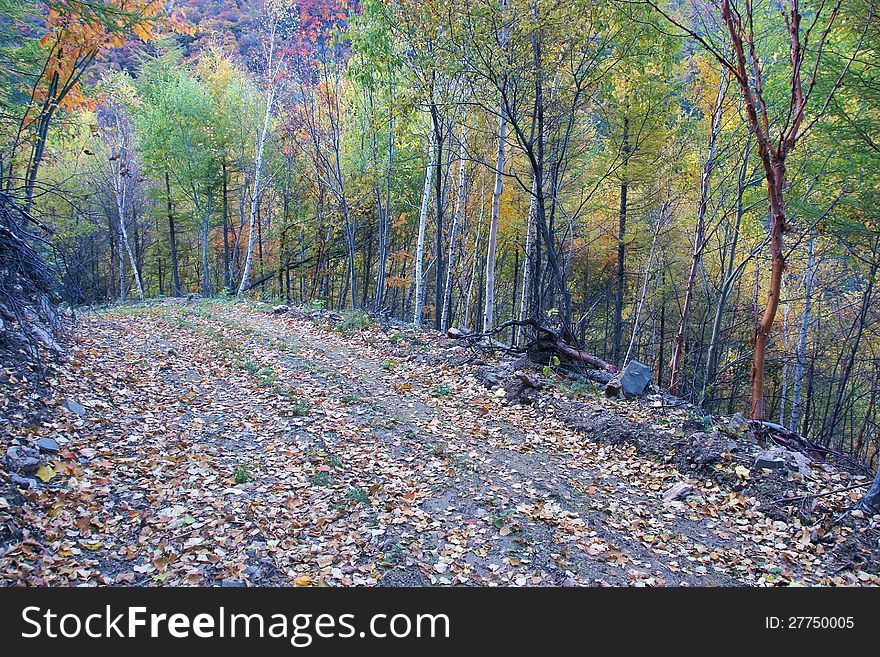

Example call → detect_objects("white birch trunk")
111 113 143 301
482 107 506 333
441 124 467 331
514 176 537 345
624 204 665 366
464 166 487 329
238 23 278 295
413 128 436 327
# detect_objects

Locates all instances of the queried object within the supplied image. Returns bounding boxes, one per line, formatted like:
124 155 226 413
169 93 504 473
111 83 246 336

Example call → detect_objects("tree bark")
413 128 436 327
432 102 445 329
222 160 230 293
238 22 278 295
669 70 726 392
612 116 629 366
483 106 507 333
165 169 182 297
442 124 467 331
789 235 815 432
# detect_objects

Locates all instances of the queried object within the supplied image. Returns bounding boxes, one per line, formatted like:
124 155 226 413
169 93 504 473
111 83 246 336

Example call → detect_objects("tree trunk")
750 164 786 420
624 202 665 366
463 165 487 329
703 138 751 400
483 103 507 334
779 279 791 425
612 116 629 365
789 234 815 432
515 176 537 346
165 172 181 297
442 124 467 331
238 39 277 295
117 203 143 301
414 129 436 327
432 104 445 330
825 249 878 444
669 71 726 392
222 161 230 293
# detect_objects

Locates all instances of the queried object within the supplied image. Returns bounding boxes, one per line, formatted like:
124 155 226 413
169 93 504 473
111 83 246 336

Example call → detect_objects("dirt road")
1 300 874 586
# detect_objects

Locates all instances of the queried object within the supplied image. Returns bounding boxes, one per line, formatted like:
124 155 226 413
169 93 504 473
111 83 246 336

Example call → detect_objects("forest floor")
1 298 879 586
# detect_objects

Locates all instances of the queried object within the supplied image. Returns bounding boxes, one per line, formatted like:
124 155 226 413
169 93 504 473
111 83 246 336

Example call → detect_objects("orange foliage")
33 1 188 116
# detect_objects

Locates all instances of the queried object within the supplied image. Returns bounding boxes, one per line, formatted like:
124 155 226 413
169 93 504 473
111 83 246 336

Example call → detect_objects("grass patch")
336 311 373 335
288 400 309 417
233 465 252 485
431 383 451 397
311 471 331 486
346 486 370 505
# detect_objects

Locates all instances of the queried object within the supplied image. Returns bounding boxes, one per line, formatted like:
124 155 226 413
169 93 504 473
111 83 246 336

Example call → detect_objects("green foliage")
345 486 370 505
288 400 309 417
543 355 561 377
335 311 373 334
233 465 252 484
311 471 331 486
431 383 451 397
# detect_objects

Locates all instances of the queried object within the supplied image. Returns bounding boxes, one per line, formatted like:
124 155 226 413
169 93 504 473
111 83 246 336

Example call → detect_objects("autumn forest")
2 0 880 587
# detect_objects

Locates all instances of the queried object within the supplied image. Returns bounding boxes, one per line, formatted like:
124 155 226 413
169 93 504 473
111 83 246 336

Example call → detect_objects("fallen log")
526 322 617 373
552 341 617 373
445 317 615 374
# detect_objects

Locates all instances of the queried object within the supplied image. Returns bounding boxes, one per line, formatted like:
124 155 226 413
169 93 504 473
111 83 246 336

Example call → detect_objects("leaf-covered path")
2 300 878 586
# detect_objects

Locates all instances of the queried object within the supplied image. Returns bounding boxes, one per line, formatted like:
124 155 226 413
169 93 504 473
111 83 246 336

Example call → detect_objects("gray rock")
608 360 652 398
790 451 813 478
474 366 501 389
564 410 639 446
36 437 60 453
755 448 788 470
663 481 695 502
11 474 35 489
722 412 748 436
6 445 40 475
62 398 86 417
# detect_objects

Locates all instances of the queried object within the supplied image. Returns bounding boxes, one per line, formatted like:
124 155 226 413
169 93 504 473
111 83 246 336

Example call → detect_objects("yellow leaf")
734 465 750 481
294 576 312 586
36 465 56 482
